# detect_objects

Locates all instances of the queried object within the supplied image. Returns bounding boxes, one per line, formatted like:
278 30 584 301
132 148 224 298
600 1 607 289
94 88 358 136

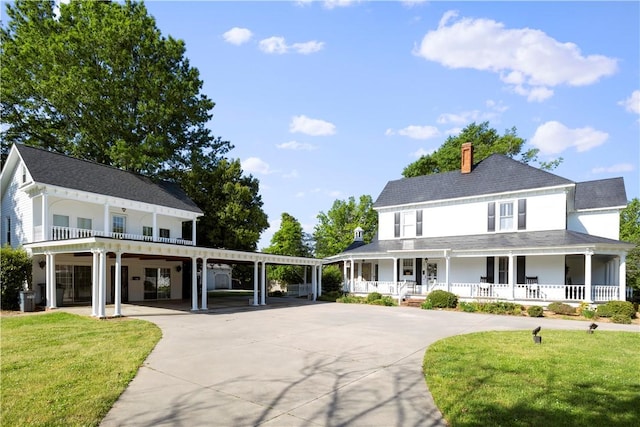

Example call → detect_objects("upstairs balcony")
34 225 194 246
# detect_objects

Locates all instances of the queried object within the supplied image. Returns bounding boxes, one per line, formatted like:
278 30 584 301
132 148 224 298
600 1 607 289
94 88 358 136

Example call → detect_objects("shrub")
337 294 365 304
367 292 383 302
597 301 636 319
421 299 434 310
317 291 343 302
426 290 458 308
547 302 576 315
321 265 344 293
611 314 632 324
1 246 32 310
527 306 544 317
582 309 597 319
370 296 397 306
458 301 477 312
476 302 523 315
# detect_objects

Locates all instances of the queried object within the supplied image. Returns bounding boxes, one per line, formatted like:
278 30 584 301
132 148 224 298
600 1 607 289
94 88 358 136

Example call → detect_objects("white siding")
567 210 620 239
1 160 33 247
377 191 568 241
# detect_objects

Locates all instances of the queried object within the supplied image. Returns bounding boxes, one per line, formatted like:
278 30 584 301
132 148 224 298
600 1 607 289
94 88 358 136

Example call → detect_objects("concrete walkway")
68 299 638 427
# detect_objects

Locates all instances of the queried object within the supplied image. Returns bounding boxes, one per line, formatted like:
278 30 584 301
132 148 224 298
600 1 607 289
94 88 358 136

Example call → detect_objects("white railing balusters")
48 226 193 246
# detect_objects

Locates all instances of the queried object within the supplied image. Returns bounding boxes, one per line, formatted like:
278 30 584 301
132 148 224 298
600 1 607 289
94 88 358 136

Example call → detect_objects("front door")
422 262 438 286
110 266 129 303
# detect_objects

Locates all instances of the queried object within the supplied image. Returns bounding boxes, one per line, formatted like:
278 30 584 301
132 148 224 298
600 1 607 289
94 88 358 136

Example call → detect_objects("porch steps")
401 298 423 308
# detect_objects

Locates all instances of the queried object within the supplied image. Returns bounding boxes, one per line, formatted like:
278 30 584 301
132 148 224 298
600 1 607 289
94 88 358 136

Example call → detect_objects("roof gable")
14 144 202 214
574 177 627 210
373 154 574 208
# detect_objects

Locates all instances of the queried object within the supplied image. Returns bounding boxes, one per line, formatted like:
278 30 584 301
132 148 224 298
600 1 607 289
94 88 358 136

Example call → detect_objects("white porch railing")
344 280 625 303
49 226 194 246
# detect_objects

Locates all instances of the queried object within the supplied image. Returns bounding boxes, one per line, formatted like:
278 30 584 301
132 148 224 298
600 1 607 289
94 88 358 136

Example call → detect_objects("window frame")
498 201 514 231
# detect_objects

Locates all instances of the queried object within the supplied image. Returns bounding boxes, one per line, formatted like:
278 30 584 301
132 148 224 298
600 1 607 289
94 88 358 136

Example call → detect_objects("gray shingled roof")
574 177 627 210
341 230 633 255
16 144 203 214
373 154 574 208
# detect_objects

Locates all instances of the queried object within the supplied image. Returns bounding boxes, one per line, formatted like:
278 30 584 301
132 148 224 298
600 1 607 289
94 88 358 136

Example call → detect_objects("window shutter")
518 199 526 230
487 202 495 232
486 257 495 284
416 210 423 237
394 212 400 237
516 256 526 284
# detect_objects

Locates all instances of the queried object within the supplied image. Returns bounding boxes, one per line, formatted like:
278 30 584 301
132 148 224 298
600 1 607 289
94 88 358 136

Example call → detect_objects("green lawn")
1 312 161 426
423 330 640 427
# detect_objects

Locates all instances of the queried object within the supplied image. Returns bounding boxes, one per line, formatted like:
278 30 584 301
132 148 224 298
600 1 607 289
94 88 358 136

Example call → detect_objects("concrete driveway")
92 300 638 427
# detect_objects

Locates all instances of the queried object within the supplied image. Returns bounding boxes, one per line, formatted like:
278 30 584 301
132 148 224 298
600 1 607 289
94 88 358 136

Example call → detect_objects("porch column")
113 251 122 317
191 257 198 311
260 262 266 305
103 203 110 235
318 265 323 297
201 259 208 310
619 254 626 300
46 252 55 308
445 252 451 292
152 211 158 242
343 261 348 291
350 259 355 293
392 257 398 291
253 261 259 306
91 250 99 316
42 192 48 241
192 219 197 246
311 264 317 301
508 254 515 300
98 249 107 318
585 250 593 303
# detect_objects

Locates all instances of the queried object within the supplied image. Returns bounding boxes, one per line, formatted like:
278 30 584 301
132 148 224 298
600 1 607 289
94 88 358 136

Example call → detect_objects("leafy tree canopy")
1 0 231 174
620 198 640 290
264 213 312 285
314 195 377 258
402 121 562 178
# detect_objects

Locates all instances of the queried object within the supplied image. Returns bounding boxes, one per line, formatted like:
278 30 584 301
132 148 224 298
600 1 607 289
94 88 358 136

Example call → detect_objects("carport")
26 236 324 318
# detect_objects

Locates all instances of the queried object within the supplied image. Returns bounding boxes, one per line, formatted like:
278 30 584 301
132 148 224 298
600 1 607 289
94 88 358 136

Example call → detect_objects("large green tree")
1 0 230 174
164 155 269 251
402 121 561 178
620 198 640 292
264 213 312 285
314 195 377 258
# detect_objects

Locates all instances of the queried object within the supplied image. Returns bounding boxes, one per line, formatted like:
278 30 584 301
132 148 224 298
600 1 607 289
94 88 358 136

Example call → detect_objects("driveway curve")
98 301 639 427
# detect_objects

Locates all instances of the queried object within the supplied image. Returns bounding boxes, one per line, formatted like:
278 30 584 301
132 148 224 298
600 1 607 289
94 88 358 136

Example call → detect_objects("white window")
77 217 92 230
499 202 513 230
402 211 416 237
112 215 126 234
53 214 69 227
402 259 414 276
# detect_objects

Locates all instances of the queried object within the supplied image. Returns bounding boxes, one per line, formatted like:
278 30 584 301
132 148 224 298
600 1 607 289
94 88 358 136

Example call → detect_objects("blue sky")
146 1 638 249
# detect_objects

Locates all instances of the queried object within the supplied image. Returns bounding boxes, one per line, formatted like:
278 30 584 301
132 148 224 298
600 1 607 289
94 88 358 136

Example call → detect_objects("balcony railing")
49 226 194 246
344 279 626 303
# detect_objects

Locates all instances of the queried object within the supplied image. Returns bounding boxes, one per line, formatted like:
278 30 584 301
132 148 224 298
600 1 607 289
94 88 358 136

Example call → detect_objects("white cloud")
241 157 272 175
411 147 434 158
295 191 305 198
414 11 618 102
401 0 427 7
283 169 299 179
222 27 253 45
259 37 288 54
259 37 324 55
437 112 479 125
396 125 440 140
592 163 634 174
530 121 609 155
323 0 360 9
289 115 336 136
292 41 325 54
619 90 640 115
277 140 318 150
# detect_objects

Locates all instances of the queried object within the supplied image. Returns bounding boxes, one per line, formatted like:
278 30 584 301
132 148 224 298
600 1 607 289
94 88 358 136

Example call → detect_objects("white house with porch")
1 144 323 317
327 143 634 306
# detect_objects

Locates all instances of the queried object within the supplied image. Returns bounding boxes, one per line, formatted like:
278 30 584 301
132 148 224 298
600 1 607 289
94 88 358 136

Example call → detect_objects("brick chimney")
461 142 473 174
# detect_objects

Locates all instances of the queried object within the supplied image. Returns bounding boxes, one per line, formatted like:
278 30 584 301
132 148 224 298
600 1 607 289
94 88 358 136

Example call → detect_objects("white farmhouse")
328 143 634 305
